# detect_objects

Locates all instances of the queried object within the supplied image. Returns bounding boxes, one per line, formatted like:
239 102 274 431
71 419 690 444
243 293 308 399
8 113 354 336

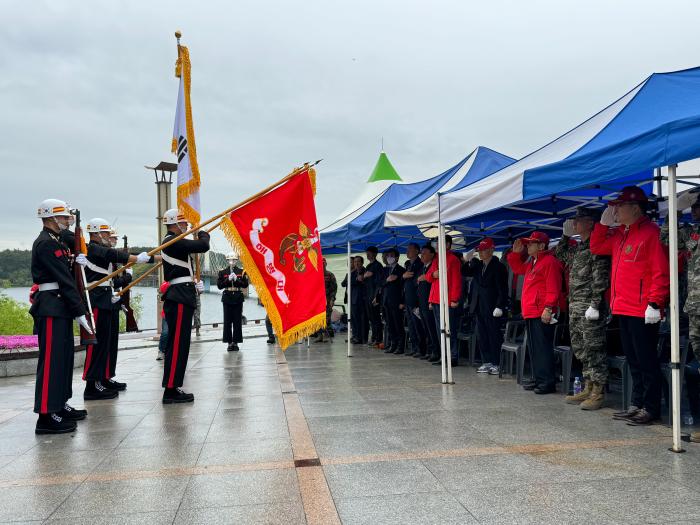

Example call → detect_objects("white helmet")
226 252 237 261
163 208 187 225
86 218 112 234
109 228 118 238
37 199 71 218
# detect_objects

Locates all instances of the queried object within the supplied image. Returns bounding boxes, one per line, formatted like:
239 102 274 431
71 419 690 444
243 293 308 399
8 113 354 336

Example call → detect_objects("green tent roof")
367 151 401 183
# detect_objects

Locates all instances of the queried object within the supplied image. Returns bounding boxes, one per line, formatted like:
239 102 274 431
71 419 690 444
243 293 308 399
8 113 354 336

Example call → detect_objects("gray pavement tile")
174 501 306 525
97 443 203 472
323 460 443 499
51 476 190 518
32 429 130 452
335 492 478 525
0 448 111 480
0 483 79 522
44 510 176 525
196 439 292 466
180 469 300 508
314 430 407 459
0 435 37 455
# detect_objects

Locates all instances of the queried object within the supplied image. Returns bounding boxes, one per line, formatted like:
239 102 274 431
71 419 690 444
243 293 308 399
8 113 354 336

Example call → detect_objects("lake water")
1 287 267 331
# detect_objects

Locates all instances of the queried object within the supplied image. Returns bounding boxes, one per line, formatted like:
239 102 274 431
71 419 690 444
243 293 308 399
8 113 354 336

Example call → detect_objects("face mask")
55 218 68 231
386 256 396 265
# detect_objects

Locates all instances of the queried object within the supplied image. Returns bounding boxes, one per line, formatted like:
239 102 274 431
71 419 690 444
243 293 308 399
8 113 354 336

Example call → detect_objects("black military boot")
105 378 127 391
60 404 87 421
36 413 77 434
83 380 119 400
163 387 195 404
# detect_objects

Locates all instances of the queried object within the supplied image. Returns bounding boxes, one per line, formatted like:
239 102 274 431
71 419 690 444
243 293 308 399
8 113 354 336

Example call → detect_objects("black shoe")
383 348 395 354
431 360 442 366
428 356 440 363
60 404 87 421
534 386 556 395
626 408 658 426
162 388 195 404
36 413 77 434
451 359 459 367
84 381 119 400
267 338 275 344
419 354 430 360
393 349 405 355
612 406 640 420
105 378 126 391
523 383 538 391
405 352 415 357
232 344 240 352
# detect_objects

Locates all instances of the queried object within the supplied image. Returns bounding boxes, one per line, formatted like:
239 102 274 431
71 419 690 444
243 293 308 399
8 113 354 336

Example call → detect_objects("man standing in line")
382 247 406 354
362 246 384 346
556 208 611 409
314 258 337 342
591 186 669 425
342 256 368 344
160 208 210 404
217 252 248 352
463 237 509 376
507 232 563 394
417 244 439 362
402 243 426 357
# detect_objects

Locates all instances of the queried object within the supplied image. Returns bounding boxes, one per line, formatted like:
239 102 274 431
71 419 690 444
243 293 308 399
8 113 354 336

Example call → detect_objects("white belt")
87 281 112 288
38 282 59 291
170 276 193 286
225 287 243 292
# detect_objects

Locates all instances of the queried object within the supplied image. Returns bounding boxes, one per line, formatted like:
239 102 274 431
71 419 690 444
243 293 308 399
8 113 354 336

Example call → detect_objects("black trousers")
525 318 556 389
618 315 662 417
34 316 74 414
405 306 426 354
476 303 504 365
367 300 383 343
420 302 439 358
162 300 194 389
222 302 243 343
107 308 119 379
432 304 462 360
386 303 405 351
82 307 112 382
351 301 369 343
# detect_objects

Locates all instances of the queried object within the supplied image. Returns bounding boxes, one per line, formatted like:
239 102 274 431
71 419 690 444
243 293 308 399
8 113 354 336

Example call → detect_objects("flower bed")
0 335 38 350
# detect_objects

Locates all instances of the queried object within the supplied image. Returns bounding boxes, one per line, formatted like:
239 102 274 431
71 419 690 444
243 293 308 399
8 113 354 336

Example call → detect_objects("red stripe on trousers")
41 317 53 414
168 304 184 388
82 308 98 381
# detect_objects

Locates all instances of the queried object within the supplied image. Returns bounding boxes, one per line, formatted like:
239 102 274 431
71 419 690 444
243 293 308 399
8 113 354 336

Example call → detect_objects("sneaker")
60 404 87 421
105 378 127 391
35 413 77 435
477 363 493 373
488 365 500 375
83 381 119 401
156 351 165 361
163 387 195 404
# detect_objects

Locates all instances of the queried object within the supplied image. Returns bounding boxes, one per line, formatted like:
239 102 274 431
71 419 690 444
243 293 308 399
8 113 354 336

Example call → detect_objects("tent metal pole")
666 164 683 453
438 223 449 384
347 241 353 358
656 167 663 200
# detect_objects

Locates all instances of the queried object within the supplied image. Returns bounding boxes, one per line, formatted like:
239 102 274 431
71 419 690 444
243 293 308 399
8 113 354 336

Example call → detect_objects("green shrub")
0 293 35 335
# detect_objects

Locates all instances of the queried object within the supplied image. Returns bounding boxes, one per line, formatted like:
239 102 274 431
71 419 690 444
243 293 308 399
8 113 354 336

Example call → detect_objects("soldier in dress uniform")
556 208 611 409
31 199 92 434
107 228 134 388
160 208 210 403
217 252 249 352
81 218 156 400
314 258 338 343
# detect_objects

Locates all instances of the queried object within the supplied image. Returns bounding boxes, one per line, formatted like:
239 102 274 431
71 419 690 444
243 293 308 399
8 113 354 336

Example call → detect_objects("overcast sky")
3 0 700 251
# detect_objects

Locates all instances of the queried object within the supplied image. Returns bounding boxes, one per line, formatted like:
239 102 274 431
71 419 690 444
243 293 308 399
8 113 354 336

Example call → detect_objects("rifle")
72 209 98 346
120 235 139 332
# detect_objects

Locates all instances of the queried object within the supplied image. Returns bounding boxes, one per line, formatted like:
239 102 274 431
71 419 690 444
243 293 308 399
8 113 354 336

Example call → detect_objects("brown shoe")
626 408 659 426
612 406 640 421
690 431 700 443
565 381 592 404
580 382 604 411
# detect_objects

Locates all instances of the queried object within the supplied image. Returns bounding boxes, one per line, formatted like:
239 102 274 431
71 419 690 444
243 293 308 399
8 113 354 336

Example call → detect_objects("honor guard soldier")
32 199 92 434
160 208 210 403
107 227 134 388
217 252 249 351
82 218 155 399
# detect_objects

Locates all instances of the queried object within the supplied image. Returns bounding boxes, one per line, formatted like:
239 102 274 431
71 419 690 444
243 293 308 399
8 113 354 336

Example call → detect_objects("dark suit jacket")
417 262 432 309
381 264 405 306
462 256 508 314
217 267 248 305
341 269 366 305
402 257 423 308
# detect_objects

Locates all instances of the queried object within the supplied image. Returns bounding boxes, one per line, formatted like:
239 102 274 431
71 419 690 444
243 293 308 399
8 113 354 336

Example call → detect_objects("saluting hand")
512 239 524 254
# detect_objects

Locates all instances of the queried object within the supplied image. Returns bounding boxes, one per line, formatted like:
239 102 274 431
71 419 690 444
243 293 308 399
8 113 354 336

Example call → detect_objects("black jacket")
462 256 509 314
364 260 384 302
381 264 405 306
29 228 86 319
341 269 366 305
217 266 248 305
417 261 432 309
402 257 423 308
162 230 210 307
85 241 131 310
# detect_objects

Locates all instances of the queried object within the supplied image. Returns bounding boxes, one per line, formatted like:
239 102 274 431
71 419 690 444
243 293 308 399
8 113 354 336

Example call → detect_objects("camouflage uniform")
555 237 611 383
323 269 338 335
661 221 699 360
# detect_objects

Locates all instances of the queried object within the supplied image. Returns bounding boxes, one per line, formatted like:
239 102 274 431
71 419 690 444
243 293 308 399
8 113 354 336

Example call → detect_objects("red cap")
521 231 550 245
477 238 495 251
608 185 648 206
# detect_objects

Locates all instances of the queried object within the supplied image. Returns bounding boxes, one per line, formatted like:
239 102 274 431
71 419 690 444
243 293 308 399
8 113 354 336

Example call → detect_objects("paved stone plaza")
1 334 700 524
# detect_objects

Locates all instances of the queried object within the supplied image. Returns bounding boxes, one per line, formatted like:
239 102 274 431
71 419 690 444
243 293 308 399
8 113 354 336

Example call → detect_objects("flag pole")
88 162 320 290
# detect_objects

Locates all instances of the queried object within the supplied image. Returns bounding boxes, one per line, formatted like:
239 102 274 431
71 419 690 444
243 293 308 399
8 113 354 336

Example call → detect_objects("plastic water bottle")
573 377 582 395
683 413 694 426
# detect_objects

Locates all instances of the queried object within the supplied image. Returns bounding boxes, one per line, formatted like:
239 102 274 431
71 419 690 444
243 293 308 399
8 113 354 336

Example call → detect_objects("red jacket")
507 250 563 319
590 216 669 317
425 251 463 305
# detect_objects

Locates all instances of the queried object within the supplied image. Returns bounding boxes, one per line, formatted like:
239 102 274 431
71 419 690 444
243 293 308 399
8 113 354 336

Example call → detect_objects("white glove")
76 315 94 334
562 219 576 238
584 306 599 321
493 307 503 318
195 280 204 293
75 254 88 266
228 273 236 282
136 251 150 264
645 305 661 324
111 293 121 304
600 206 616 227
677 191 697 211
126 268 133 276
